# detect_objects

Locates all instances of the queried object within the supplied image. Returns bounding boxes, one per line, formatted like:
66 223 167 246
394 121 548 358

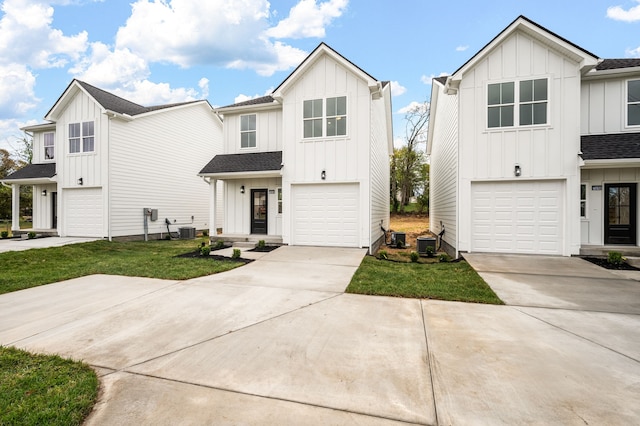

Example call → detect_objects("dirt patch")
381 214 431 257
581 256 640 271
247 245 280 252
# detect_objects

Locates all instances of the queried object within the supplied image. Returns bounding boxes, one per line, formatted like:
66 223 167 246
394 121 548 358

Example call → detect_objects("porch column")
210 179 217 238
11 184 20 231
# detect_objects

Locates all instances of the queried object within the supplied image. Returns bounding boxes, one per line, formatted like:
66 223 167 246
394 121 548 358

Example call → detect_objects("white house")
428 15 640 257
2 79 223 239
199 43 393 253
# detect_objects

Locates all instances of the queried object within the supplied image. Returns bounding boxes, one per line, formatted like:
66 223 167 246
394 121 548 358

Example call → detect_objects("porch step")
12 229 59 238
211 234 284 247
579 245 640 257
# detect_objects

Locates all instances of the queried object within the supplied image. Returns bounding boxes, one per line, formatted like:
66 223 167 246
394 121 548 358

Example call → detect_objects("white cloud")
265 0 348 39
390 81 406 97
226 40 307 76
111 80 201 106
626 46 640 57
198 78 210 100
70 42 149 87
456 45 469 52
397 101 429 115
607 0 640 22
0 64 39 117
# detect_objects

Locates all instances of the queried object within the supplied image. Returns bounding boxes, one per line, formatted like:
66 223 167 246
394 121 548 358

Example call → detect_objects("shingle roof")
3 163 56 180
219 95 275 110
76 80 200 116
434 76 448 85
199 151 283 174
581 133 640 160
596 59 640 71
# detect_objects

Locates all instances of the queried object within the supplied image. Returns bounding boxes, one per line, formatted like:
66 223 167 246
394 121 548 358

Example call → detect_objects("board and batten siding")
109 103 222 238
429 82 459 256
223 178 282 236
456 30 582 255
222 109 282 154
581 76 639 135
279 53 373 248
369 87 391 252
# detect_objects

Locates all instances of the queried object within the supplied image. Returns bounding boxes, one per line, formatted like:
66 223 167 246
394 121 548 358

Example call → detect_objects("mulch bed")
247 245 280 252
581 256 640 271
175 251 253 264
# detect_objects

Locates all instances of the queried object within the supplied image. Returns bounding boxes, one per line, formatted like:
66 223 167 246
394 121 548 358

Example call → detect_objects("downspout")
107 112 115 241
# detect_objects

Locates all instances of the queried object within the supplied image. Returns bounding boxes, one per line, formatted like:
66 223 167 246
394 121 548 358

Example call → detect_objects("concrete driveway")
0 236 100 253
1 247 639 424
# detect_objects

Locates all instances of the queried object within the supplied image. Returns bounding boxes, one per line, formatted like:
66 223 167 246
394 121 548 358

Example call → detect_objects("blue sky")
1 0 639 154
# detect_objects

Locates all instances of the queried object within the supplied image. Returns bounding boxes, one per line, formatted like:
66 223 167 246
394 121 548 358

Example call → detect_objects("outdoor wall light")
41 189 47 196
77 177 83 186
321 170 326 180
514 164 521 177
240 185 245 194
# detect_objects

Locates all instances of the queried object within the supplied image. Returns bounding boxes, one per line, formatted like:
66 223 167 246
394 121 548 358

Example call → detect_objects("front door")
51 192 58 229
605 183 637 245
251 189 268 234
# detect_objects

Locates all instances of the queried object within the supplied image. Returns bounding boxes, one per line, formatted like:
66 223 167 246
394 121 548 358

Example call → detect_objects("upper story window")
44 132 54 160
488 79 548 128
628 79 640 126
240 114 256 148
303 96 347 138
69 121 94 154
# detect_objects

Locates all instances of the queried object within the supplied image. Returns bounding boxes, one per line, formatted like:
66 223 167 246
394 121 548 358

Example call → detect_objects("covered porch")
1 163 58 236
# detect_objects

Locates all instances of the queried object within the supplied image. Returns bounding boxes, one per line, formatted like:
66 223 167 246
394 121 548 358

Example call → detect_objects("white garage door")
292 183 359 247
471 180 563 255
64 188 103 237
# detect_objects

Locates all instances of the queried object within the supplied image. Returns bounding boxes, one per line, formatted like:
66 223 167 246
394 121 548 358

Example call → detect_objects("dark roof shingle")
596 59 640 71
3 163 56 180
581 133 640 160
199 151 283 174
219 96 275 110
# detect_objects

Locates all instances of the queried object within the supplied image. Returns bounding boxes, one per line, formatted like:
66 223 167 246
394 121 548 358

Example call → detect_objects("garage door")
471 180 563 255
64 188 103 237
292 183 359 247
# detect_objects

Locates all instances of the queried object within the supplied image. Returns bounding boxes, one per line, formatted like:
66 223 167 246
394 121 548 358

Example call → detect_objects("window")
303 96 347 138
488 82 514 128
240 114 256 148
69 121 94 153
488 79 548 128
277 188 282 214
44 132 54 160
580 184 587 218
326 96 347 136
628 79 640 126
520 79 548 125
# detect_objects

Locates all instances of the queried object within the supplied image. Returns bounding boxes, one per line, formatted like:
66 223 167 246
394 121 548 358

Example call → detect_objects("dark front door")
605 183 637 245
51 192 58 229
251 189 268 234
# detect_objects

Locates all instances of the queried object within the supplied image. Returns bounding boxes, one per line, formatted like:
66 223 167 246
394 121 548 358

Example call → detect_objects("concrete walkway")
1 248 639 424
0 236 100 253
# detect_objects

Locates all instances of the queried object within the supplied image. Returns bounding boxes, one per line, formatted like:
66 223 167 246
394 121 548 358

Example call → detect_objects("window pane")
629 104 640 126
69 123 80 138
581 201 586 217
70 139 80 153
303 100 313 119
45 147 54 159
533 102 547 124
327 118 336 136
326 97 336 116
580 184 586 200
83 136 94 152
336 116 346 135
488 84 501 105
520 104 533 125
336 96 346 115
241 115 248 131
304 120 313 138
520 80 533 102
83 121 94 136
502 82 514 103
534 79 548 101
628 80 640 103
313 118 322 137
488 107 500 127
501 105 514 126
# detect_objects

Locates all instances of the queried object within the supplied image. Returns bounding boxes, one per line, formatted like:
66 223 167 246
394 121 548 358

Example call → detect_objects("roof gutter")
104 109 134 121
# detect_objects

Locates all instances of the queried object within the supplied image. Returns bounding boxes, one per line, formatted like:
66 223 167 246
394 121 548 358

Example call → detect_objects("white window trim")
302 95 348 140
44 132 55 161
68 121 95 155
486 77 550 131
580 182 588 219
240 114 257 150
626 78 640 129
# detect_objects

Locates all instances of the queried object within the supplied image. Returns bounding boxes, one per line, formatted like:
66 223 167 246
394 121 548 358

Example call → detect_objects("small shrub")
410 251 419 262
439 253 452 263
425 246 435 257
202 230 209 237
607 251 625 265
396 240 405 249
214 240 225 249
164 234 171 240
1 231 8 239
27 232 36 239
378 250 388 260
232 248 241 259
257 240 266 249
200 246 211 256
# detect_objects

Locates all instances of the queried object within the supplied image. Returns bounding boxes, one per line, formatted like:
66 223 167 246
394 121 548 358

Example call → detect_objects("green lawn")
347 256 503 304
0 238 241 295
0 346 98 426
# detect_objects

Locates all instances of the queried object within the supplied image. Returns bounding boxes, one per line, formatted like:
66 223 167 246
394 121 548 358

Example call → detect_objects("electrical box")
150 209 158 221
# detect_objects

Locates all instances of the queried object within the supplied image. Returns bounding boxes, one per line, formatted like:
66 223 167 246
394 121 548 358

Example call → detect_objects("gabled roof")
219 96 275 110
596 59 640 71
581 133 640 160
199 151 283 175
2 163 56 181
46 79 206 121
272 42 381 98
448 16 599 86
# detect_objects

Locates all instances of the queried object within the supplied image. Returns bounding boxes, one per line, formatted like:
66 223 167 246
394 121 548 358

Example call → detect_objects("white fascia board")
21 122 56 132
583 66 640 81
198 170 282 180
582 158 640 169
